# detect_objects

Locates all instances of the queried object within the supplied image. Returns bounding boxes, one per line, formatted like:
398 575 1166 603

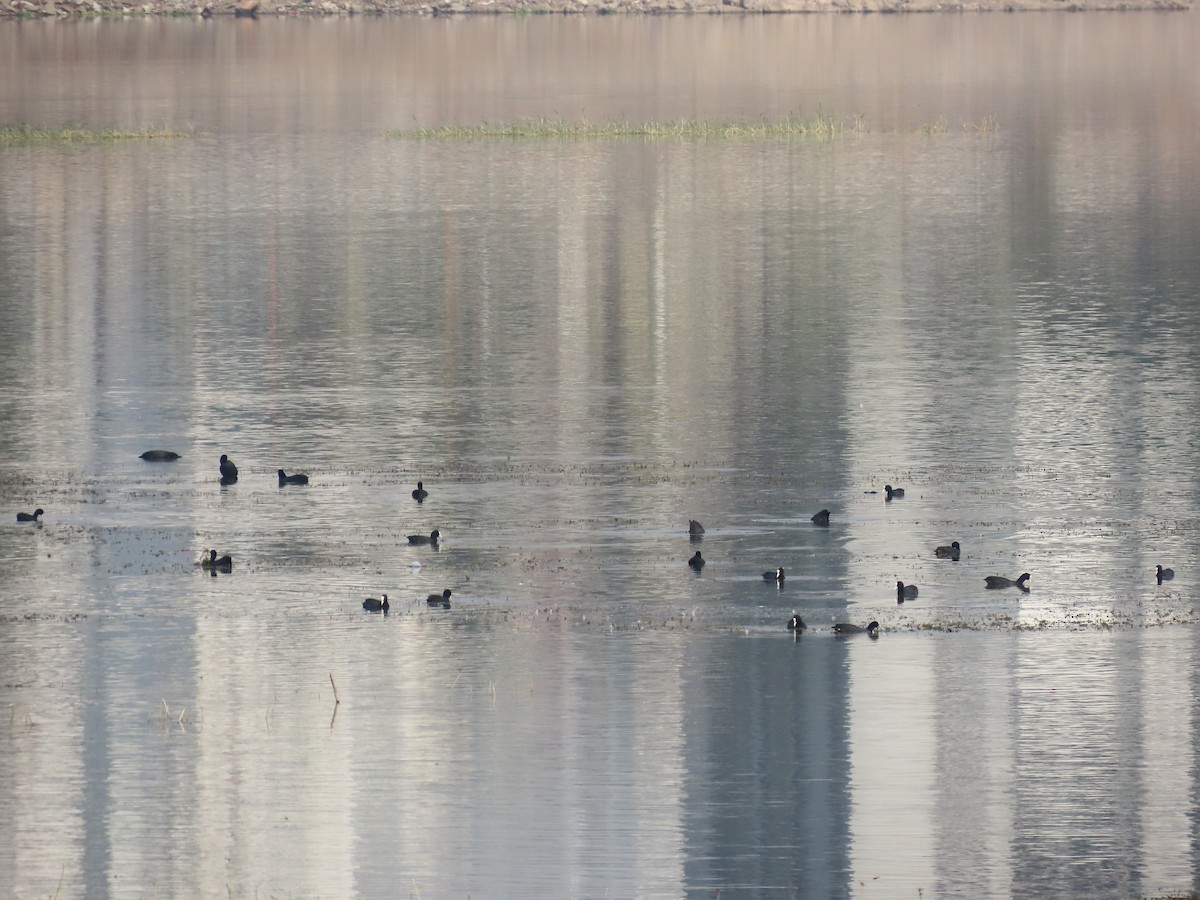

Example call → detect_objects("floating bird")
16 508 43 523
1156 565 1175 584
897 581 919 601
219 454 238 484
834 621 880 636
689 519 705 537
688 551 705 570
139 450 180 462
787 613 806 632
412 481 428 502
201 549 233 572
885 484 904 500
363 594 389 612
407 530 441 545
763 567 785 582
426 588 452 608
985 573 1030 590
935 541 961 560
278 469 309 485
811 509 831 527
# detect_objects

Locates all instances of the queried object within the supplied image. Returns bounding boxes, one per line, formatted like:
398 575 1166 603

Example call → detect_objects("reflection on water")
2 11 1200 899
3 623 1198 897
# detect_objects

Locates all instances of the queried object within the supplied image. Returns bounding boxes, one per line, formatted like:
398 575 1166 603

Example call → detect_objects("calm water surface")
2 12 1200 898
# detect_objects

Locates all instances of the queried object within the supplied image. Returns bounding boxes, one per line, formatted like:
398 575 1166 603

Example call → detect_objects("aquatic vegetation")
962 114 1000 134
910 114 1000 135
0 124 188 145
389 113 865 140
389 113 996 141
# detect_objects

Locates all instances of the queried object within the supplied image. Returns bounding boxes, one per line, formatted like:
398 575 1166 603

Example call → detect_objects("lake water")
2 11 1200 898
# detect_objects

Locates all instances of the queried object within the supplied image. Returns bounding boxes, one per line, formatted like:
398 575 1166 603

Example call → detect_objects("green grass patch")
388 114 865 140
0 124 189 145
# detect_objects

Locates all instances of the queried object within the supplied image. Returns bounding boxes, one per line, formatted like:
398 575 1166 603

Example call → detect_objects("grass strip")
0 124 188 144
389 114 862 140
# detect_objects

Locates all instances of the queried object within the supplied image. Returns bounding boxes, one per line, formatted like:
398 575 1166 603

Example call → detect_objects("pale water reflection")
3 10 1200 899
3 621 1199 897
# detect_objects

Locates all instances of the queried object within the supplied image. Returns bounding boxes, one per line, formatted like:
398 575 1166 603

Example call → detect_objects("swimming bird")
811 509 831 527
412 481 428 502
688 551 705 570
278 469 309 485
363 594 389 612
787 613 806 632
885 484 905 500
16 508 43 523
897 581 918 601
763 567 785 582
1156 565 1175 584
834 621 880 636
407 530 441 545
201 549 233 572
219 454 238 484
426 588 452 608
139 450 180 462
985 573 1030 590
935 541 961 560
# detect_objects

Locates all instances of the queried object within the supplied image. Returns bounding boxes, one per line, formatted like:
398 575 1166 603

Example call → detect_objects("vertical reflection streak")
847 636 936 898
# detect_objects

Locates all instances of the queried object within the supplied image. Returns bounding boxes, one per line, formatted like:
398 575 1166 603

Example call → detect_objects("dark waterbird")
16 508 44 523
897 581 918 601
811 509 831 527
985 573 1030 590
201 549 233 572
885 484 905 500
407 530 441 545
426 588 452 608
219 454 238 484
787 613 806 632
139 450 180 462
763 567 785 582
412 481 428 502
363 594 389 612
935 541 961 560
1156 565 1175 584
689 519 705 538
688 551 705 570
278 469 309 485
834 621 880 636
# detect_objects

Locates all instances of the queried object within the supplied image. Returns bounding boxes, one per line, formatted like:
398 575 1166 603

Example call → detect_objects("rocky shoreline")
0 0 1190 19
